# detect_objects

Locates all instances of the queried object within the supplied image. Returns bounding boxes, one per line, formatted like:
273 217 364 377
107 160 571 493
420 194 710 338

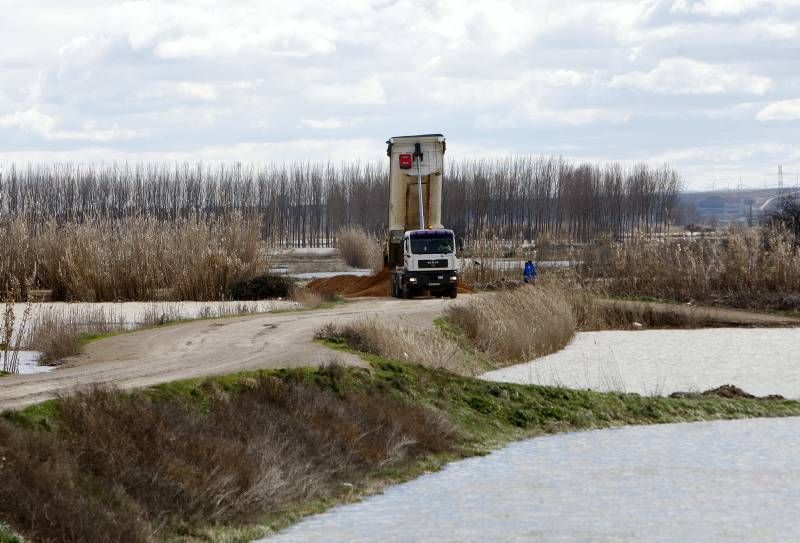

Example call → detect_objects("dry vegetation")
446 281 577 362
316 318 485 375
9 302 285 370
1 215 269 302
2 284 32 374
290 286 326 309
25 307 127 366
0 369 455 542
335 226 382 271
585 227 800 310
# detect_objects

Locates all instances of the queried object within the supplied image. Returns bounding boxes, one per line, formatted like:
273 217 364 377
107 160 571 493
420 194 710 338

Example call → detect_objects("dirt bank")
671 384 786 401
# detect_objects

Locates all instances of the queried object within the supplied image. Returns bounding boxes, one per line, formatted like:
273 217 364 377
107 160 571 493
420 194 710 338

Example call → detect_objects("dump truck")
386 134 459 299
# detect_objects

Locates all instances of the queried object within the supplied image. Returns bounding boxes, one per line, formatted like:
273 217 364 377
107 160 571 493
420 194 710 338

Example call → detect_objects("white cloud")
525 102 631 125
0 138 379 163
153 21 338 59
0 107 56 135
610 57 772 95
756 98 800 121
0 107 143 141
547 70 587 87
299 118 360 130
175 82 217 101
305 77 386 105
689 0 769 16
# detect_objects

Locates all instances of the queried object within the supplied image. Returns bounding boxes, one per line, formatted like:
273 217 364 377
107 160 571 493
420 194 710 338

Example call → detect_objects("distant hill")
675 187 800 225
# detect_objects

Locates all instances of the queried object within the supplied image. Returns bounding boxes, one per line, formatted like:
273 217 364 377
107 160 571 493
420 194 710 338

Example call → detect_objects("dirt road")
0 297 456 410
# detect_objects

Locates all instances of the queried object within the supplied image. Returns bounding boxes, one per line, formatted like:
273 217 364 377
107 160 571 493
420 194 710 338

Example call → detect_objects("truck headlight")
409 277 417 282
450 276 457 282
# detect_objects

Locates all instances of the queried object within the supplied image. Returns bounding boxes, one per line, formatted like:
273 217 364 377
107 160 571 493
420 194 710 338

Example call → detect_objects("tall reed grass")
2 281 32 374
316 318 485 375
587 227 800 309
335 226 382 271
1 214 269 302
446 281 577 362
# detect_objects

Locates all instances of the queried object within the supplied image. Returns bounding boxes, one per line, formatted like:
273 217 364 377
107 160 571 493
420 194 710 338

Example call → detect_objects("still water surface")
262 417 800 542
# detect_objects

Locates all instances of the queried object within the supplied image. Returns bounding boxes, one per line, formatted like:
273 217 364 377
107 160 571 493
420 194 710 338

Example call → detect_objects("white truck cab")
392 228 459 298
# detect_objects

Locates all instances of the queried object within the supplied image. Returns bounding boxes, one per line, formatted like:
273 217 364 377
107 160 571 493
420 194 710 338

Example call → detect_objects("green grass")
0 522 24 543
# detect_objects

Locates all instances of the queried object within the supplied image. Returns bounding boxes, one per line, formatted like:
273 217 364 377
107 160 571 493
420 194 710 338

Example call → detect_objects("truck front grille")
419 259 448 269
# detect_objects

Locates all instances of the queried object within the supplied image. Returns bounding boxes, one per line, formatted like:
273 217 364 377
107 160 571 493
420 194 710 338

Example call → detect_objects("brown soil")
308 268 474 298
670 384 785 401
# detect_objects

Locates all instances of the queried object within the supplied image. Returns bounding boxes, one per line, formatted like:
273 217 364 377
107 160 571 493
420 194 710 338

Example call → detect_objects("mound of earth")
670 384 785 401
308 268 474 298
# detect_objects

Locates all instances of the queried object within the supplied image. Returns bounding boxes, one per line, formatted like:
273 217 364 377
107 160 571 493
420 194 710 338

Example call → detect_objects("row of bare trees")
0 158 681 244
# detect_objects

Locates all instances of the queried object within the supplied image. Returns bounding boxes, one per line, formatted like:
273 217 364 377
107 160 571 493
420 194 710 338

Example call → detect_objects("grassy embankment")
2 353 800 542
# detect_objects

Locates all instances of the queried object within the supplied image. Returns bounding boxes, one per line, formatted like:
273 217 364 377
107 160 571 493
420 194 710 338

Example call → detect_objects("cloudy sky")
1 0 798 190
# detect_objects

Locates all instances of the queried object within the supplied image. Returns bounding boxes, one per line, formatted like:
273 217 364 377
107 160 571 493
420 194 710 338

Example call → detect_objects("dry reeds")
316 318 485 375
459 235 527 288
446 281 577 362
2 282 32 374
335 226 382 271
25 307 126 365
0 373 455 542
589 227 800 309
2 214 269 302
291 286 325 309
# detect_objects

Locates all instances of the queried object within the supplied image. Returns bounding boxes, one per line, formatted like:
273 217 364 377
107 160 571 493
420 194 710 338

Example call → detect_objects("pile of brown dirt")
308 268 474 298
670 384 785 401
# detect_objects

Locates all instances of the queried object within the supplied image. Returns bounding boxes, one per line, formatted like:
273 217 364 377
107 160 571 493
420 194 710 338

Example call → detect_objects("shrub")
228 273 295 300
316 319 484 375
446 280 576 362
290 286 325 309
25 307 125 366
767 197 800 246
336 226 382 271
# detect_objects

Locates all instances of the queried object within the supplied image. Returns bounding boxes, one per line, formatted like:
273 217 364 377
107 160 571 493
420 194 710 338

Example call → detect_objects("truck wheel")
390 278 396 298
402 284 411 299
448 285 458 299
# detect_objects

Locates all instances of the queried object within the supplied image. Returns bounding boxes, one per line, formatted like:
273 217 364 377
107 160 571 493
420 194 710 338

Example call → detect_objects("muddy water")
262 417 800 542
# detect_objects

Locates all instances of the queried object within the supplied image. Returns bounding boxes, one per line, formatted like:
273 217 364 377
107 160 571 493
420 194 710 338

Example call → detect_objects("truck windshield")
409 234 454 255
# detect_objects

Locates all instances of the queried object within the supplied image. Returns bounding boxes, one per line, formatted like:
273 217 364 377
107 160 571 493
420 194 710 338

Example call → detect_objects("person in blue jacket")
523 260 538 284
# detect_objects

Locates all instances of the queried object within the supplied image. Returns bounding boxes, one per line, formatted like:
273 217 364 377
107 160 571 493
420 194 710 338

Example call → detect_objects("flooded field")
262 417 800 542
485 328 800 398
